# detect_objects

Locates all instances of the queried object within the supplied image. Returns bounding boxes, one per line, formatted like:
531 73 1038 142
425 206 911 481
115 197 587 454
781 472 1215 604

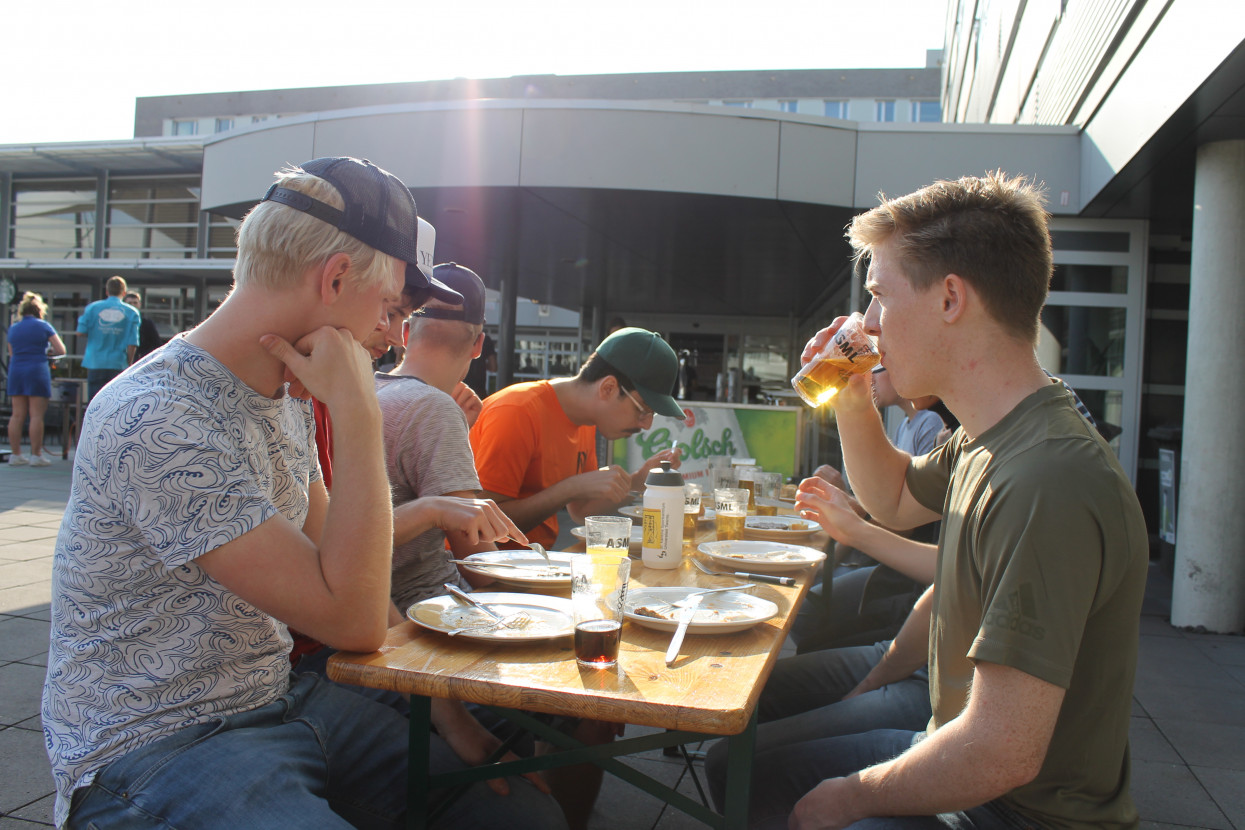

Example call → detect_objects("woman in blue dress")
7 292 67 466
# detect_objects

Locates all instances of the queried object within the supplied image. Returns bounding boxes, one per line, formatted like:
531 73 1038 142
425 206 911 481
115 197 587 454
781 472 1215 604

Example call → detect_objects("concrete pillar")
1171 140 1245 632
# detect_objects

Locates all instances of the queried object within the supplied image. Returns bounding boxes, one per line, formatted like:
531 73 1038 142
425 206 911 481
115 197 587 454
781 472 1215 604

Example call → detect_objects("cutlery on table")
444 583 502 621
691 556 797 587
455 560 570 575
664 593 704 667
661 585 754 666
527 541 552 565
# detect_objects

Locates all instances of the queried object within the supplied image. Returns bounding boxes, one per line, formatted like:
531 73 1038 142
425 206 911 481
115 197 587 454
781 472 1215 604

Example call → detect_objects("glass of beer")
571 551 629 668
683 483 702 538
735 465 760 511
714 488 748 541
585 515 633 558
754 472 783 516
792 312 880 408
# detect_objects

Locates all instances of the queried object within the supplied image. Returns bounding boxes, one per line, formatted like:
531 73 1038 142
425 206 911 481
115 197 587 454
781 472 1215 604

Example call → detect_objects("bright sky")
2 0 946 146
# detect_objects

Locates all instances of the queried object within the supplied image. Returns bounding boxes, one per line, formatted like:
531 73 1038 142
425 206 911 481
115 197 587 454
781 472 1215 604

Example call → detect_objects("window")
214 118 235 132
171 120 198 136
911 100 942 122
251 115 268 124
106 176 200 259
10 180 97 259
722 100 752 108
778 100 798 113
875 100 896 121
823 100 848 119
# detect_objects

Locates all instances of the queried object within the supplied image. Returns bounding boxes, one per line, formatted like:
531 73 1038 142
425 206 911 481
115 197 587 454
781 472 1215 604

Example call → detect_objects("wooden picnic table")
328 520 827 829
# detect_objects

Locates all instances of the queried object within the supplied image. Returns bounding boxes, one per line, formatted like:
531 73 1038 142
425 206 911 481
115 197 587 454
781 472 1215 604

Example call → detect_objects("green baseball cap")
595 327 684 420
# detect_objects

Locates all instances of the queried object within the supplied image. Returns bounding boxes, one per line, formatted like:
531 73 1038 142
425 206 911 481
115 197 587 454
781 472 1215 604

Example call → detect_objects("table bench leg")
407 695 431 830
721 709 757 830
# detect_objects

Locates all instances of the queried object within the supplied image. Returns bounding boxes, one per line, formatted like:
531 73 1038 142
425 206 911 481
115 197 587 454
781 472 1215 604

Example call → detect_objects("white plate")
697 540 826 574
407 592 574 642
571 525 644 550
624 587 778 635
618 503 715 523
744 515 819 541
458 550 577 588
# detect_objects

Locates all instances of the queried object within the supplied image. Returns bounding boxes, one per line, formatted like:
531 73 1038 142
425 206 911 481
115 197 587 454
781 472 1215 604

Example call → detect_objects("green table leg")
407 696 431 830
721 709 757 830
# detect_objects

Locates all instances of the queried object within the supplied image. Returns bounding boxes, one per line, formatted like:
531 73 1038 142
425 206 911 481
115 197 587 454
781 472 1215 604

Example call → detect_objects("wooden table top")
328 527 824 737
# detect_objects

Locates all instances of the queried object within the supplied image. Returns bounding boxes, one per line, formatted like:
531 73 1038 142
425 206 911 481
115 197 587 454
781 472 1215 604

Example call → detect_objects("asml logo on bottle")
984 583 1046 640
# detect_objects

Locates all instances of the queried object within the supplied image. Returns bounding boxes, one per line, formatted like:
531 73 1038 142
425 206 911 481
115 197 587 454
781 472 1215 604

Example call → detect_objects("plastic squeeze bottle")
641 460 685 569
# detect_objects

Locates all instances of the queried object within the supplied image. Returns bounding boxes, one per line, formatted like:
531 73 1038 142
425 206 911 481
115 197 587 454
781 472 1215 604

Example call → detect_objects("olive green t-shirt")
907 382 1148 830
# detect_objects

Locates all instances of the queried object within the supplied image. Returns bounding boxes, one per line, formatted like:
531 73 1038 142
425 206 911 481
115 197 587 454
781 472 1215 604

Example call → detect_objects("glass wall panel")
741 335 790 384
10 180 97 258
207 215 241 258
1071 388 1124 451
107 177 200 259
1040 305 1127 377
1049 263 1128 293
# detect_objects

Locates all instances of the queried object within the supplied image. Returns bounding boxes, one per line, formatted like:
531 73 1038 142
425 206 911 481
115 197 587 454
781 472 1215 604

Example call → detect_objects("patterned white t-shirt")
42 337 319 827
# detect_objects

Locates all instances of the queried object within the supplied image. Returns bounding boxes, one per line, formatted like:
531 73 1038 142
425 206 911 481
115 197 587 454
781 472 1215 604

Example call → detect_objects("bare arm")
197 328 394 653
801 320 938 531
796 476 937 584
845 585 933 698
791 660 1064 829
48 334 67 358
486 466 632 532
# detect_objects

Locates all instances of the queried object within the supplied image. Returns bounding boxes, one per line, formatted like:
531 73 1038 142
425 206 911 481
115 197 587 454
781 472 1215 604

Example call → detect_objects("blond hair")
233 165 399 292
17 291 47 319
847 171 1053 343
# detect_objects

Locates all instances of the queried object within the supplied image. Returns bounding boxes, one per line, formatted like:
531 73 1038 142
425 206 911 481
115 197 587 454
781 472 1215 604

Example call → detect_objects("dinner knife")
664 593 705 666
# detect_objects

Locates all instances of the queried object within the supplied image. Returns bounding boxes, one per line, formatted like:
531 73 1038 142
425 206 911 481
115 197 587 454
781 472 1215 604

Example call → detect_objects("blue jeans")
86 368 122 401
706 643 933 822
68 672 567 830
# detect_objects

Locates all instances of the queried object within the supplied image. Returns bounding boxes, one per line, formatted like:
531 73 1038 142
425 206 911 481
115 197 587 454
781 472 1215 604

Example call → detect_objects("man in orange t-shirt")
470 328 684 549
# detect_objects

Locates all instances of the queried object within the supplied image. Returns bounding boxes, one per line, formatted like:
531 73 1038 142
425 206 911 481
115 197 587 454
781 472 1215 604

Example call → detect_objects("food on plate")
789 520 809 530
725 550 808 561
634 605 673 620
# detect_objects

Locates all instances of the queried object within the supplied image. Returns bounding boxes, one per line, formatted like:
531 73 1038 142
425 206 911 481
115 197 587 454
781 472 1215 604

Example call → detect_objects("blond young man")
41 157 564 830
747 173 1148 830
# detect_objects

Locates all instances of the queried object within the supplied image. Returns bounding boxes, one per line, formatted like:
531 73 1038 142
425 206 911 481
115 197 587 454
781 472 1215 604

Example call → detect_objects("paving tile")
0 663 48 726
0 544 55 563
1131 716 1183 764
12 607 51 623
0 527 58 545
0 582 51 616
1160 719 1245 771
0 617 49 663
1131 759 1231 829
0 817 54 828
1187 637 1245 668
1140 615 1184 638
1135 637 1243 693
7 793 54 825
587 755 683 830
1134 681 1245 727
0 727 55 815
12 713 43 734
0 560 53 590
1139 824 1218 829
1190 765 1245 829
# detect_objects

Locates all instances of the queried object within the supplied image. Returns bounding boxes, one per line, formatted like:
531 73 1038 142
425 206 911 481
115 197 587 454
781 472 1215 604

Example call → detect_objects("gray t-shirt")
43 337 318 826
375 374 481 610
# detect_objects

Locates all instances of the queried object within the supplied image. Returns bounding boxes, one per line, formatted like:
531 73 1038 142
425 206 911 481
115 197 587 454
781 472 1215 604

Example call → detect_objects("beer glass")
714 488 748 541
683 483 702 538
735 465 760 510
754 472 783 516
585 516 632 558
791 312 880 408
571 553 629 668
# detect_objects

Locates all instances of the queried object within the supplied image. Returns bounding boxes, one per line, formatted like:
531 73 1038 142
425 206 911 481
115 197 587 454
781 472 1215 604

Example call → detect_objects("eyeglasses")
622 387 655 420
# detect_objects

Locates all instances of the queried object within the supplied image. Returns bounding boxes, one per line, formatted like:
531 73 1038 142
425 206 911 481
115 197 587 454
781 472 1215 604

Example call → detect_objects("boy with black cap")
470 326 685 551
42 157 561 829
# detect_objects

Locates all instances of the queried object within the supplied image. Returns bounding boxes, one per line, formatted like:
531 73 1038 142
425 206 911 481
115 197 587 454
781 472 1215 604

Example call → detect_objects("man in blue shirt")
76 275 140 400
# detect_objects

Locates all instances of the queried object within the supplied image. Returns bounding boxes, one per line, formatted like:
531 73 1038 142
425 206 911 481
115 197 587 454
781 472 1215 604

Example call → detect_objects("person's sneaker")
8 454 28 466
29 454 51 467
